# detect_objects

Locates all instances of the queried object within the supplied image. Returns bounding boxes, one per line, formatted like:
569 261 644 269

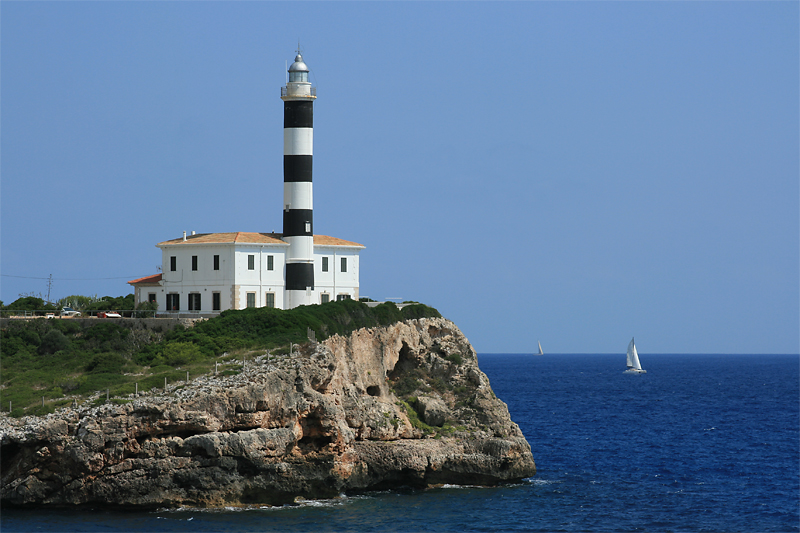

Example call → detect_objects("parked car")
98 311 122 318
45 313 56 319
61 307 81 317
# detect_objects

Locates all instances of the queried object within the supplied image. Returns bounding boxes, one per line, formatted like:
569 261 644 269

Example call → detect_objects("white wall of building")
134 239 360 314
160 244 237 313
314 246 360 303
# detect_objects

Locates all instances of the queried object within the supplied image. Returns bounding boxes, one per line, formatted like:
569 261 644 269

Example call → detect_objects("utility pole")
46 274 53 303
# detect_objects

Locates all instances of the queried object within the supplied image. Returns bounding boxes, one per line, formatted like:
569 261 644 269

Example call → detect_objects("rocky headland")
1 317 535 508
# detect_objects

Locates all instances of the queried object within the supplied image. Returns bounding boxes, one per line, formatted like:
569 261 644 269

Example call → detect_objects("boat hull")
624 368 647 374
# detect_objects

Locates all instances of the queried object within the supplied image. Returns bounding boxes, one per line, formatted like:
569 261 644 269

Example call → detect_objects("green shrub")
84 294 135 313
86 353 127 374
398 400 433 435
39 330 69 355
4 296 57 313
161 342 204 366
401 303 441 320
50 319 82 335
19 329 41 347
84 322 129 352
445 353 462 365
134 300 159 317
2 336 34 359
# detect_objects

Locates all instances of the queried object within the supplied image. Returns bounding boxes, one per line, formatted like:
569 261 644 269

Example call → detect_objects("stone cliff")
1 317 535 507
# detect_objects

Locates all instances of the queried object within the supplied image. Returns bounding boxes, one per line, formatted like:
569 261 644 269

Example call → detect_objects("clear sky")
2 2 798 354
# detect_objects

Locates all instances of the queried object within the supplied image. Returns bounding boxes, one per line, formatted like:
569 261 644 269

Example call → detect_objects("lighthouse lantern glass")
289 71 308 83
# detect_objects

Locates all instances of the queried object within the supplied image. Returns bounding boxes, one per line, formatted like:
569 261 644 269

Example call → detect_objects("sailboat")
535 340 543 356
624 337 646 374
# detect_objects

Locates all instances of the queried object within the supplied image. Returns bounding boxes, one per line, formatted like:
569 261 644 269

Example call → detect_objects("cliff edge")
1 317 535 507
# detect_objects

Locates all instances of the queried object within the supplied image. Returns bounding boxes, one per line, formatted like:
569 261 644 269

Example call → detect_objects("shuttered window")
212 292 221 311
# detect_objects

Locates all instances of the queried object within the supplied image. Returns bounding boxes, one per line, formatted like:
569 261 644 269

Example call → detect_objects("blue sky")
2 2 797 354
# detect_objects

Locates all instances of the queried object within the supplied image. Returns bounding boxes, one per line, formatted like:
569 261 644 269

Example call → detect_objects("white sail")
626 337 643 371
537 341 543 355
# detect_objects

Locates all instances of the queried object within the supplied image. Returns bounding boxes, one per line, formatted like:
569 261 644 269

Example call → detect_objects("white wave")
527 478 562 486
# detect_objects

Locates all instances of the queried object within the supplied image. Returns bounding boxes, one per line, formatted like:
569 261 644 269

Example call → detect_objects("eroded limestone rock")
1 317 535 508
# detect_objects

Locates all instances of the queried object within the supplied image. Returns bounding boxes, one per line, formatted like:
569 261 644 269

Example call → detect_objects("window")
212 292 221 311
166 293 180 311
188 293 201 311
265 292 275 308
322 257 329 272
246 292 256 308
267 255 274 271
341 257 347 272
320 293 330 304
192 256 198 271
213 255 220 271
336 294 351 301
148 293 156 303
289 70 308 83
248 255 255 270
170 256 177 271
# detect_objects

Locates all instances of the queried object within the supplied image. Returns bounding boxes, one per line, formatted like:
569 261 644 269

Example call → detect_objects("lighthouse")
281 50 316 308
129 49 364 313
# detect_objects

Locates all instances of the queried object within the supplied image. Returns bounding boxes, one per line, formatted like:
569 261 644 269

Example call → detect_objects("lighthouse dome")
288 54 309 73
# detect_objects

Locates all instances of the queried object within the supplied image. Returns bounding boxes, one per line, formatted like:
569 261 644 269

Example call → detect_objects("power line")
1 274 139 281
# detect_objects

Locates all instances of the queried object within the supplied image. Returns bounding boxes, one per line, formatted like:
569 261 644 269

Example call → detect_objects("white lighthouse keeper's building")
129 50 364 315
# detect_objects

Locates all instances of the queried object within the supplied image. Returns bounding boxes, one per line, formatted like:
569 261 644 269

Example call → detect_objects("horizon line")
477 352 800 356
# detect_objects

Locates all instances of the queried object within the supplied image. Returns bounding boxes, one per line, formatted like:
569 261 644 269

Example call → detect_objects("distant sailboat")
536 340 543 356
624 337 646 374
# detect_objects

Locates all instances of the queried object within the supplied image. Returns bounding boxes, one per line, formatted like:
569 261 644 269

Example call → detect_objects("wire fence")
0 309 159 319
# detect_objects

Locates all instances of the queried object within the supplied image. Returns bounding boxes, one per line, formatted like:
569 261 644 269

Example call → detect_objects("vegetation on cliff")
0 300 441 418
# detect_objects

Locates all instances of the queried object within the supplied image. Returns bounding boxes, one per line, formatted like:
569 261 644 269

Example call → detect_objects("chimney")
183 231 187 241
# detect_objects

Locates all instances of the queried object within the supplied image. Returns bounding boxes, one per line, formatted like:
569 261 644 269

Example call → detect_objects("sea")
2 353 798 532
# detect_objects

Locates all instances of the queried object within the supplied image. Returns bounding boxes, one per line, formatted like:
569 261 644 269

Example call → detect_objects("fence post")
165 377 167 391
135 383 138 397
215 362 218 375
42 396 45 407
106 389 109 402
186 371 189 382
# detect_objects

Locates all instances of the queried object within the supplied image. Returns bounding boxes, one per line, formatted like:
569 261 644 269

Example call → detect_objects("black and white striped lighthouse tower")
281 50 316 309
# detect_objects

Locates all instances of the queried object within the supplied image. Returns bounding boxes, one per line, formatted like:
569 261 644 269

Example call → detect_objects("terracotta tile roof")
157 233 363 248
158 232 286 246
314 235 365 248
128 273 162 285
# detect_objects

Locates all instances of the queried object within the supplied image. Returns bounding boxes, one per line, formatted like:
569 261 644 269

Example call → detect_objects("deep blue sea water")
3 353 798 532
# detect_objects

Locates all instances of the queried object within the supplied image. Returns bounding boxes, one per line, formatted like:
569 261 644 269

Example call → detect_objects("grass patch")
396 399 434 435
